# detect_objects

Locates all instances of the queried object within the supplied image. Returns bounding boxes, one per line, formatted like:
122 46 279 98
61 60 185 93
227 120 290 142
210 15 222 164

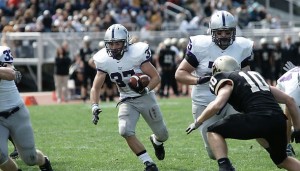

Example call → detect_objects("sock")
151 134 162 145
137 150 153 164
217 157 232 168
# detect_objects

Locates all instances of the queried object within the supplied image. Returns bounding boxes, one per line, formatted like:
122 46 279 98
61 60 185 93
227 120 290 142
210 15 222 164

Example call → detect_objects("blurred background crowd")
0 0 284 33
0 0 300 103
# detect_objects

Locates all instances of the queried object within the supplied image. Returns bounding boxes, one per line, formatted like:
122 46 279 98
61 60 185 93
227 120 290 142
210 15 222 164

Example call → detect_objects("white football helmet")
104 24 129 59
210 11 236 50
212 55 240 75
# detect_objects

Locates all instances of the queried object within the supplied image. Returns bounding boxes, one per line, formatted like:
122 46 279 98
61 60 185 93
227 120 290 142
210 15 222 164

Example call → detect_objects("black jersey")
158 48 176 68
209 71 282 113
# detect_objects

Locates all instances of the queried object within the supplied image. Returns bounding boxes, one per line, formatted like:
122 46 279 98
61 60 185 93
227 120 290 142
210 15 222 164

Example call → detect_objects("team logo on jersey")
118 66 122 70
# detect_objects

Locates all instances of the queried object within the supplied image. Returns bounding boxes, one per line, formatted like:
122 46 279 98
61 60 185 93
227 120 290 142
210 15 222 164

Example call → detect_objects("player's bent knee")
154 128 169 142
22 155 37 166
119 127 134 137
20 150 38 166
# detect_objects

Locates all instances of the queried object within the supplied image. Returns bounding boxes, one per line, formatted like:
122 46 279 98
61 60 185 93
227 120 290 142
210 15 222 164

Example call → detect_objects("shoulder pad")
93 48 108 63
235 37 253 50
129 42 149 52
189 35 212 48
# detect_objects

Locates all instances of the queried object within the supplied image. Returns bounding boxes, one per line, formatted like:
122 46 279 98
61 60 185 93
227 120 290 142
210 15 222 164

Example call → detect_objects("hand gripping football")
128 73 150 91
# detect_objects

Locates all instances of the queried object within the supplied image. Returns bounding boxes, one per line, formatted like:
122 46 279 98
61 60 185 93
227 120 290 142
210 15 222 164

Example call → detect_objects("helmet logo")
222 12 226 26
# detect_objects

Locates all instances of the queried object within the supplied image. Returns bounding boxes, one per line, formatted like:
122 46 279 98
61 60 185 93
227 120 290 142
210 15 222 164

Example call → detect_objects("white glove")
283 61 296 72
186 121 202 134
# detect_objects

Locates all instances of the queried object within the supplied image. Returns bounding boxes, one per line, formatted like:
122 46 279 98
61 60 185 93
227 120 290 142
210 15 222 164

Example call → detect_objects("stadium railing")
2 28 300 92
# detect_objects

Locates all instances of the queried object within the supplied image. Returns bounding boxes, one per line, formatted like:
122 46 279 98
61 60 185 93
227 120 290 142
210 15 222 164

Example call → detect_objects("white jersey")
0 46 23 111
93 42 152 99
187 35 253 105
277 66 300 107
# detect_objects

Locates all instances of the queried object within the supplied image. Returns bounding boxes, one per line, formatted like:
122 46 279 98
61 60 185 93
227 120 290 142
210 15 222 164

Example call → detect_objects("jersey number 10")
239 71 270 93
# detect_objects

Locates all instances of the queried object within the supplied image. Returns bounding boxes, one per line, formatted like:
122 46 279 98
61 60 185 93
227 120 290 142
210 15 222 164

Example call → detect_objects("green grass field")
13 97 300 171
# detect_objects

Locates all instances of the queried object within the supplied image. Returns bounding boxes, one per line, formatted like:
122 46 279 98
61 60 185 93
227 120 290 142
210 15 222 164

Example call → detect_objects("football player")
277 62 300 157
0 46 53 171
175 10 253 159
90 24 169 171
186 55 300 171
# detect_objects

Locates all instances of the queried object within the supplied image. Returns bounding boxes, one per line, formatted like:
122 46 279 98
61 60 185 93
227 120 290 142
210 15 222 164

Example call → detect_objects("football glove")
14 70 22 84
283 61 296 72
137 87 149 95
291 130 300 143
91 104 102 125
186 121 202 134
0 62 7 67
197 76 211 84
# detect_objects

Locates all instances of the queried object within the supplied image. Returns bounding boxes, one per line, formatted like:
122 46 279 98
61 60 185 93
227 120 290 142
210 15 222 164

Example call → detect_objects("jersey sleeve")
209 72 233 95
236 37 253 68
185 35 211 68
93 49 109 73
130 42 152 65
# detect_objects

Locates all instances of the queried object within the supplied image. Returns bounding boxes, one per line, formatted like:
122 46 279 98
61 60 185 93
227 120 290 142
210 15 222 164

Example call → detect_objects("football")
128 73 150 90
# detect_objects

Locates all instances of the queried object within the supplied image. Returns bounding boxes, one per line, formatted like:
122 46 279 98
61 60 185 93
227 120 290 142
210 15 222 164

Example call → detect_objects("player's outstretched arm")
175 59 198 85
90 71 106 125
270 86 300 131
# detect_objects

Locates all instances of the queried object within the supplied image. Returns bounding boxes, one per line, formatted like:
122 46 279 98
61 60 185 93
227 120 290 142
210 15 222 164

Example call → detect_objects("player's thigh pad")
118 103 140 137
9 106 36 151
140 93 168 142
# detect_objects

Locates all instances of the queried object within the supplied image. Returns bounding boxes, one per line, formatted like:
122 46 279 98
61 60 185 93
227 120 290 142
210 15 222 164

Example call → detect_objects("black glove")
91 104 102 125
0 62 7 67
197 76 211 84
186 121 202 134
291 130 300 143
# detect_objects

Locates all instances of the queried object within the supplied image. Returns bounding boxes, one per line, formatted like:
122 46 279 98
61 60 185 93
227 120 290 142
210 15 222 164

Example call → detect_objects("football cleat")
286 143 296 157
144 161 159 171
10 148 19 159
39 157 53 171
150 135 165 160
219 165 236 171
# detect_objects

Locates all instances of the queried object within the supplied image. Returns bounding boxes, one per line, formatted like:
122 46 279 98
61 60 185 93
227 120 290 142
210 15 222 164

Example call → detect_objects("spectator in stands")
41 10 53 32
136 10 147 29
79 35 95 102
281 35 299 74
293 32 300 66
158 38 177 98
272 37 283 80
257 38 274 85
54 41 71 103
69 52 84 98
236 4 250 29
101 12 117 30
